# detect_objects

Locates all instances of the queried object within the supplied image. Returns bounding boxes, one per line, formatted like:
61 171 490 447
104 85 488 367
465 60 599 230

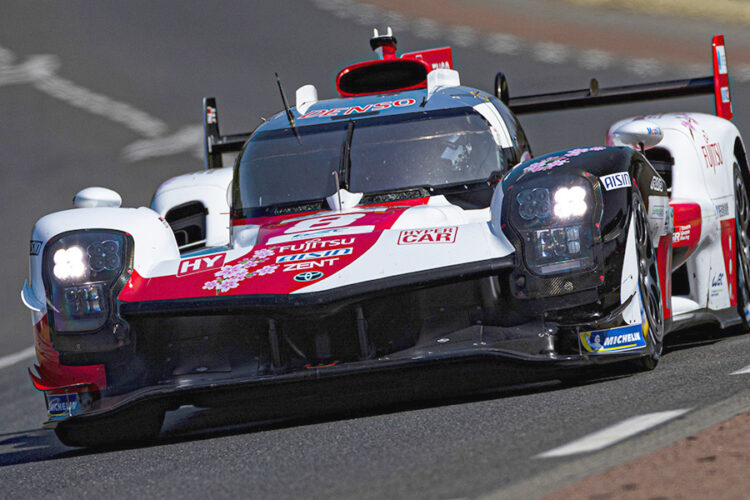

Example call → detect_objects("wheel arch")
734 136 750 201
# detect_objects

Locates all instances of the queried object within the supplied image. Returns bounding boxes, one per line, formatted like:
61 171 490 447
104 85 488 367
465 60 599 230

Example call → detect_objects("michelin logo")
580 323 646 354
600 172 631 191
48 394 81 418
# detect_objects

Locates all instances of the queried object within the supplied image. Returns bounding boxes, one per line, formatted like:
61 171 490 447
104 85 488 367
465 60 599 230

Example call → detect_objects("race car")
21 29 749 447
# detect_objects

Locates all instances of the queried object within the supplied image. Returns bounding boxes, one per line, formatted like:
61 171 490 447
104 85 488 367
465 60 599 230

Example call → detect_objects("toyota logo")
293 271 325 282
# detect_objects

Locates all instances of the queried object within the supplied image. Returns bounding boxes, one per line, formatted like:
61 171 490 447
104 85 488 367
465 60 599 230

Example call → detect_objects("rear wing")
203 35 732 169
202 97 251 169
504 35 732 119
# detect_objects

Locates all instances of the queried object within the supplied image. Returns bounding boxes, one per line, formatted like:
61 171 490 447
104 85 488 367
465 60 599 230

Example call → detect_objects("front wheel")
733 164 750 331
628 191 664 371
54 407 165 448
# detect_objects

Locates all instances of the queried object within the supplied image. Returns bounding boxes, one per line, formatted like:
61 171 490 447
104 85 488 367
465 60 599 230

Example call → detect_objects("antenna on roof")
275 73 302 145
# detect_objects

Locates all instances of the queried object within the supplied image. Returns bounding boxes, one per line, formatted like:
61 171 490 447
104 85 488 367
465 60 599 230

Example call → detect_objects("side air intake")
165 201 208 252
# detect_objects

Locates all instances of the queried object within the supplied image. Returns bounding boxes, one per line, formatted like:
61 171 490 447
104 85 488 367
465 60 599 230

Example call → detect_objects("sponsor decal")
284 213 367 234
276 238 354 254
600 172 631 191
712 272 725 288
279 208 387 226
178 254 226 276
266 226 374 245
30 240 43 256
716 202 729 218
647 196 667 237
650 176 666 192
206 106 217 124
398 227 458 245
711 272 726 299
293 271 325 282
721 86 731 104
717 45 728 75
299 98 416 119
283 258 340 272
202 249 278 294
673 225 691 243
648 197 666 219
276 247 352 263
701 142 723 172
580 323 647 354
48 393 81 418
523 147 606 174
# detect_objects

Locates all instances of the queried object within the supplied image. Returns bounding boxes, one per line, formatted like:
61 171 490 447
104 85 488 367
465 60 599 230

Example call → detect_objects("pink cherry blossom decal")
202 247 278 295
523 147 607 174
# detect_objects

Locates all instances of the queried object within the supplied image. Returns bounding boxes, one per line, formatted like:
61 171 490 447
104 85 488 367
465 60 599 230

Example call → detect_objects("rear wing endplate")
202 97 252 169
505 35 733 120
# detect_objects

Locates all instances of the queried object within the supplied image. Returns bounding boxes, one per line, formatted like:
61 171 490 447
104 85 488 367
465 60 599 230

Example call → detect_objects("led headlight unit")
43 230 132 334
53 246 87 280
553 186 587 219
508 176 601 276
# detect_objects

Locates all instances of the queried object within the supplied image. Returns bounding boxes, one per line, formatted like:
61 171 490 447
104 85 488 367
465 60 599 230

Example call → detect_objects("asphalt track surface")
2 1 750 498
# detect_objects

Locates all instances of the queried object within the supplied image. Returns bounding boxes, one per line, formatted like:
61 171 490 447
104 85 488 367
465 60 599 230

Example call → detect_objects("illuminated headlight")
508 178 599 276
53 247 87 280
44 231 131 333
553 186 587 219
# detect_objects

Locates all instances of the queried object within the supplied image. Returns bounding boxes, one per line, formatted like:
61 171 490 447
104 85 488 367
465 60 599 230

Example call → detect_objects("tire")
733 164 750 332
54 407 165 448
629 191 664 371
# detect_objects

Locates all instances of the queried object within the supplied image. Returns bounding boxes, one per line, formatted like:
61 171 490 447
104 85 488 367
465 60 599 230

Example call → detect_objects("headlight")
43 230 132 333
553 186 587 218
53 246 87 280
508 176 601 276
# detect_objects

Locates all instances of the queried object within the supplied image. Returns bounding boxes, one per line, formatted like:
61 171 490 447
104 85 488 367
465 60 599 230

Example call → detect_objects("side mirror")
494 72 509 105
611 120 663 151
73 187 122 208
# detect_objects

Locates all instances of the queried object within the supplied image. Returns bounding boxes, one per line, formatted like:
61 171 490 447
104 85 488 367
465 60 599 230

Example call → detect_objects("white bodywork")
609 112 744 324
150 166 233 249
23 111 746 338
24 207 180 321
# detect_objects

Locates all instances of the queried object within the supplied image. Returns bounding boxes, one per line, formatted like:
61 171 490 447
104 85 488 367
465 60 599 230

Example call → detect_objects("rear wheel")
734 164 750 331
629 192 664 371
54 407 165 448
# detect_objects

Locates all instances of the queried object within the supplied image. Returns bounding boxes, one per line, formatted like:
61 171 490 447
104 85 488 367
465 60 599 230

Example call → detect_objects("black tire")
734 164 750 332
54 407 165 448
629 192 664 371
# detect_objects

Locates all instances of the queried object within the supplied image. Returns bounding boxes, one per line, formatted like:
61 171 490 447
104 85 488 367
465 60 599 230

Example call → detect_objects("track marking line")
0 44 202 162
730 363 750 375
536 409 691 458
0 346 35 370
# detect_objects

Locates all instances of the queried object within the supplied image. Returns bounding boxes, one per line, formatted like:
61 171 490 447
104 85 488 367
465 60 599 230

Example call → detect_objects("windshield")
234 108 508 215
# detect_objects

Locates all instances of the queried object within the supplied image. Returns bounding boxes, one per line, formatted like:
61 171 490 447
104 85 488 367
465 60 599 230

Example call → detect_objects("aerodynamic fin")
508 35 732 120
202 97 252 169
203 97 223 169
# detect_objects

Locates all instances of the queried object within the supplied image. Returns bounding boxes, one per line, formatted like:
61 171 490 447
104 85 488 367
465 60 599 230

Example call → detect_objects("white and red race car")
21 31 750 447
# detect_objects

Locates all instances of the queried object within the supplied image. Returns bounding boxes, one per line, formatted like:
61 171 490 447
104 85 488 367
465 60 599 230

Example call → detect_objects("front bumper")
41 255 645 426
42 322 644 428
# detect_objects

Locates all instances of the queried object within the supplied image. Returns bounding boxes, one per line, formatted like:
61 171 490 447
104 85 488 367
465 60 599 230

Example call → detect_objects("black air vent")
165 201 208 251
645 147 674 190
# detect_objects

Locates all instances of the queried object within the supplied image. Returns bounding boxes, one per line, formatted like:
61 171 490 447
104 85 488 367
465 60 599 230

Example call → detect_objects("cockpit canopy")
233 91 530 218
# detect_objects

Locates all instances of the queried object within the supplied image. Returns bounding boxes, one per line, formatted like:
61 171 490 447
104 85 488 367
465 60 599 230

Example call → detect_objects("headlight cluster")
44 231 130 333
508 178 600 276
